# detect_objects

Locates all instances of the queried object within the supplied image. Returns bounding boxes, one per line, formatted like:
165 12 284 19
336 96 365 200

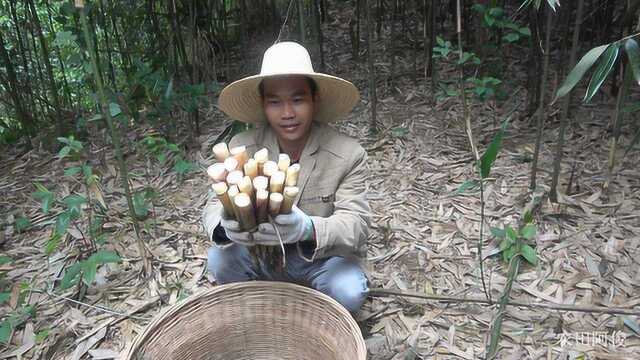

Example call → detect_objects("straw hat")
218 42 360 124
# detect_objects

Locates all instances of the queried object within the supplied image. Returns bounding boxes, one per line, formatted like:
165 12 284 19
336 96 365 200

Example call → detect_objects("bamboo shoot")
285 163 300 186
263 160 279 177
256 188 269 223
230 145 249 168
234 192 257 231
213 142 230 161
281 186 299 214
270 171 285 193
212 182 234 217
244 158 258 179
278 153 291 172
269 192 283 216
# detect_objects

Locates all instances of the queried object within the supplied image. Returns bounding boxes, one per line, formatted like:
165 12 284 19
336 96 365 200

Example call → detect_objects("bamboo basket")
123 281 367 360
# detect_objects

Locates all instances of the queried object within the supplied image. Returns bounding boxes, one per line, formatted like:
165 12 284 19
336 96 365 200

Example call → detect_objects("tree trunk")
0 31 36 136
98 0 118 91
525 6 542 118
365 0 378 132
46 0 73 107
550 0 584 202
298 0 306 44
529 4 553 190
350 0 360 60
27 0 65 138
313 0 325 71
389 0 397 88
9 0 38 121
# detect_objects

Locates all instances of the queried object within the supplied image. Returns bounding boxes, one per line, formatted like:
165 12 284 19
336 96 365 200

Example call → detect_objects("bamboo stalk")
253 176 269 191
227 185 240 218
212 182 233 217
212 142 230 161
278 153 291 172
224 157 239 172
285 163 300 186
268 192 283 216
254 148 269 175
281 186 299 214
368 288 640 316
269 171 286 193
226 170 244 187
238 175 254 199
230 145 249 168
234 193 257 231
256 188 269 223
244 158 258 179
207 163 227 182
263 160 279 177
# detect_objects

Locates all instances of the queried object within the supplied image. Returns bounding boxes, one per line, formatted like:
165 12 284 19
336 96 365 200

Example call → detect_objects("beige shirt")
202 121 371 260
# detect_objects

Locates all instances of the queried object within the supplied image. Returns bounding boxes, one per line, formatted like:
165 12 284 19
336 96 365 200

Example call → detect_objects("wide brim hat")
218 42 360 124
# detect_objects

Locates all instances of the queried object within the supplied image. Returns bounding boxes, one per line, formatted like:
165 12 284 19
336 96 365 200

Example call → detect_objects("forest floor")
2 3 640 360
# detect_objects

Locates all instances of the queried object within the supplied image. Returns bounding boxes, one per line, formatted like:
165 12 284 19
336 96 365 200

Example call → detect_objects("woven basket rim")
123 281 367 360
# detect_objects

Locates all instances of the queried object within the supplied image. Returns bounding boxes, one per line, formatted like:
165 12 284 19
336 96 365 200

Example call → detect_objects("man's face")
262 76 316 145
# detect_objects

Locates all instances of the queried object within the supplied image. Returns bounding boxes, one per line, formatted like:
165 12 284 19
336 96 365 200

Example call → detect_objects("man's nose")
282 102 295 119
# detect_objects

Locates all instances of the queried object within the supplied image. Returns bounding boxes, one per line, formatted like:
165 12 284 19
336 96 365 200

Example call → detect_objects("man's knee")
207 245 254 284
325 267 369 313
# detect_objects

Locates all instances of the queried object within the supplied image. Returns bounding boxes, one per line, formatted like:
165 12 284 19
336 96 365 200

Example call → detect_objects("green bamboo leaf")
585 44 620 102
521 244 538 265
109 103 122 117
45 233 62 256
490 227 506 239
60 262 82 289
506 225 517 244
521 224 536 240
454 180 479 195
624 39 640 85
81 260 98 286
0 321 11 345
0 256 12 265
89 250 121 264
0 292 9 305
480 120 509 178
555 44 609 100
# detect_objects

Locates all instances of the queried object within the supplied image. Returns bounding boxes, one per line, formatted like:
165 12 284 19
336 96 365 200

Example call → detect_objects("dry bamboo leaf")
72 327 107 360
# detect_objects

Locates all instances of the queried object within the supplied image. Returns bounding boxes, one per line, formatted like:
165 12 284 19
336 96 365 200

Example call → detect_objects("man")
202 42 370 313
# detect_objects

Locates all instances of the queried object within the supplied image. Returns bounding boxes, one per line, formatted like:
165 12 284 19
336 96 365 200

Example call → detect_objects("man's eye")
293 97 303 103
268 100 280 105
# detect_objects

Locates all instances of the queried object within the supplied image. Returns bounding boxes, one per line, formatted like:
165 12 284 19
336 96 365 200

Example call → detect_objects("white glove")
253 206 313 246
219 209 255 246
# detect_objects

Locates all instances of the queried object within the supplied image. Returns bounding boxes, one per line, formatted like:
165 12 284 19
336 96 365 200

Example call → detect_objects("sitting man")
202 41 370 313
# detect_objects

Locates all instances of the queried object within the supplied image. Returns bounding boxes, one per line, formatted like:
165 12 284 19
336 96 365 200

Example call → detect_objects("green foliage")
57 136 84 160
140 136 195 177
624 39 640 85
0 279 35 345
0 256 11 266
492 223 538 265
556 37 640 102
468 77 503 101
15 217 32 233
32 183 54 214
433 36 454 58
455 179 479 194
472 4 531 45
585 44 620 102
480 120 509 179
59 250 121 289
133 191 150 219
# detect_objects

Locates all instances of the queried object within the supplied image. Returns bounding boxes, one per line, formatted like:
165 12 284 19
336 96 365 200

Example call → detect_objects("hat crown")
260 42 315 76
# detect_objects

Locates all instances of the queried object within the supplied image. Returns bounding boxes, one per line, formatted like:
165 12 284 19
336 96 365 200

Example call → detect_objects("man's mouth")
280 123 300 133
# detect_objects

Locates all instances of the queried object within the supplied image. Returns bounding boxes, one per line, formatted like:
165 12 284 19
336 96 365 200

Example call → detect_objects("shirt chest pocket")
298 186 335 217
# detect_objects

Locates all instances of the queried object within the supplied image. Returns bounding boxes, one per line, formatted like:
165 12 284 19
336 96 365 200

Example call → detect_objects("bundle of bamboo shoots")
207 143 301 268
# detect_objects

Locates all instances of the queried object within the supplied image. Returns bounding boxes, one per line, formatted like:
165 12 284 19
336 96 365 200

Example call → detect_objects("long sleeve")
301 146 371 260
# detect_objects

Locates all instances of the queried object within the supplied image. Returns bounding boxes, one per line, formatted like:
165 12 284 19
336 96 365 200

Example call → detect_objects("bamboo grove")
1 1 638 193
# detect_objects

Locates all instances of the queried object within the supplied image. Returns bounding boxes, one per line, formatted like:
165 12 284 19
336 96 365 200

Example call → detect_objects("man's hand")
253 206 312 246
219 208 255 246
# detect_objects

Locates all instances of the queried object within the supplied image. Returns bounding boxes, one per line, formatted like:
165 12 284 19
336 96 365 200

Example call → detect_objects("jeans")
207 244 369 313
